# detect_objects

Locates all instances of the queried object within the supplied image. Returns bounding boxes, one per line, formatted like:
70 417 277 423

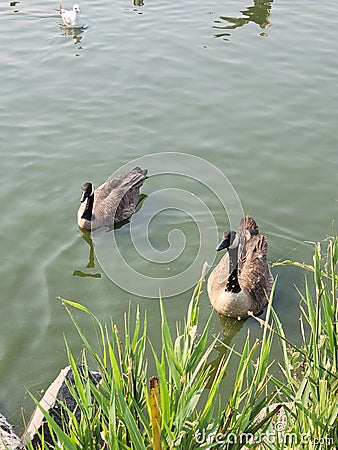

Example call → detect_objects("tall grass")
268 237 338 449
25 238 338 449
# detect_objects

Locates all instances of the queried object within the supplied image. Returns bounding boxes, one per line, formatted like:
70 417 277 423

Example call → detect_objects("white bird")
60 4 83 28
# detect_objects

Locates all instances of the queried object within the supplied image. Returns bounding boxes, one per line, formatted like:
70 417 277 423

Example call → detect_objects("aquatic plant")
268 237 338 449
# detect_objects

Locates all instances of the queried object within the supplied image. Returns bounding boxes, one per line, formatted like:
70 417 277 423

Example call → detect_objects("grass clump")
25 238 338 449
26 278 277 449
269 237 338 449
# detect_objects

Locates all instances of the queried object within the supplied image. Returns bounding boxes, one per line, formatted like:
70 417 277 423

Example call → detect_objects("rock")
254 401 291 427
0 413 25 450
23 365 101 448
242 402 292 449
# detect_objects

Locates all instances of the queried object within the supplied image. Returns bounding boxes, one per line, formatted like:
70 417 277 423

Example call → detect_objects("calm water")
1 0 338 430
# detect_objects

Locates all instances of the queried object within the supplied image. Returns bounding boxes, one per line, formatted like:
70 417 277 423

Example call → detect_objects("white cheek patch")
229 233 239 249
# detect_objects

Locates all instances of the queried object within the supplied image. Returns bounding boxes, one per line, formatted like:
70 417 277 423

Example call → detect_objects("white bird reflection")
60 24 84 46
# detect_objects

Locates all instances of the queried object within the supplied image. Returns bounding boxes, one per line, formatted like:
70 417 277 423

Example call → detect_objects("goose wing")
95 168 147 201
238 234 274 306
234 215 259 268
212 252 231 286
94 167 147 223
237 215 259 244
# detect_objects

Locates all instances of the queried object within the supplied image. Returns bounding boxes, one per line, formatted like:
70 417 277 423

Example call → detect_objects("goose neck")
81 193 94 221
226 247 241 293
228 247 238 272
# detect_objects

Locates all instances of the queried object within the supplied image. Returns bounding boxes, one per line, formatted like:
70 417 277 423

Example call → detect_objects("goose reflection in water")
73 229 102 278
214 0 273 40
206 315 246 388
73 194 147 279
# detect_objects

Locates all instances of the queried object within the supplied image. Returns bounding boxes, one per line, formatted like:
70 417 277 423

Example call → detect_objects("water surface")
1 0 337 429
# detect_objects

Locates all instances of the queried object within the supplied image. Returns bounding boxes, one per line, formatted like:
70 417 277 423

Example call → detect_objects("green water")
1 0 337 430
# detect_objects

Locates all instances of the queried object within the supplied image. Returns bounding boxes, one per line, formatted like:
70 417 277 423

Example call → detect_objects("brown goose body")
207 216 274 318
77 167 147 231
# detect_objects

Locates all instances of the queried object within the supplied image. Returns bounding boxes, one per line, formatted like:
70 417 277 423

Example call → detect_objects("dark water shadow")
73 229 102 278
125 0 145 14
213 0 273 40
207 314 246 387
9 1 20 13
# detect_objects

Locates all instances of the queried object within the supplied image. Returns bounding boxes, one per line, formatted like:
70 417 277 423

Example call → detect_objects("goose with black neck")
208 216 274 319
77 167 148 231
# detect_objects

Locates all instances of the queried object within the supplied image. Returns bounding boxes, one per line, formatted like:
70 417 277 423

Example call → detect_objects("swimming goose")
77 167 148 231
60 4 83 28
207 215 274 318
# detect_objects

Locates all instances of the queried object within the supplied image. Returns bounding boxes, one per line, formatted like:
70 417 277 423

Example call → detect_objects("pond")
1 0 337 431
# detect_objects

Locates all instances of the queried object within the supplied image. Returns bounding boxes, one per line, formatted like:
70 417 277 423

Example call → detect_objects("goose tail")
123 167 148 188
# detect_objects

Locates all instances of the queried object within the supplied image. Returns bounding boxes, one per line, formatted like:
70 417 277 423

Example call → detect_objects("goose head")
216 230 239 251
80 182 94 203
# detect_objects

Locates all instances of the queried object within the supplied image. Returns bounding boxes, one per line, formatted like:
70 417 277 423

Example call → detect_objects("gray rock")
23 365 101 449
0 413 25 450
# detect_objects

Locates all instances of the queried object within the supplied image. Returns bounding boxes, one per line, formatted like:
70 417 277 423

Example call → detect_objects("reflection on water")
10 1 20 10
218 314 246 344
73 230 102 278
73 270 101 278
127 0 144 14
60 25 84 54
207 314 245 387
214 0 273 40
73 194 147 280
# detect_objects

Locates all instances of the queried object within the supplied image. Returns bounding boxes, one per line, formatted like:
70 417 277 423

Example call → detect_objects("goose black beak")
216 238 230 251
216 230 235 251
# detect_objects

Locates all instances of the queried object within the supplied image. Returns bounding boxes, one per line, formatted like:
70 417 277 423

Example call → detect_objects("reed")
269 237 338 449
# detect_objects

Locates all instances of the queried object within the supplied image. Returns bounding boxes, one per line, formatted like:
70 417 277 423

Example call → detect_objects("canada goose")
207 215 274 318
77 167 148 231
